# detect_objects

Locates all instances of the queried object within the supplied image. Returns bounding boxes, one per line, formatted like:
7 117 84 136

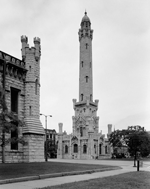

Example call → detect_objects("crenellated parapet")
0 51 27 82
21 35 41 61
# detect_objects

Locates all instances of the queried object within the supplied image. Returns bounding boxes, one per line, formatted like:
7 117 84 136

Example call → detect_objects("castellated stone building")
0 36 45 163
57 12 112 160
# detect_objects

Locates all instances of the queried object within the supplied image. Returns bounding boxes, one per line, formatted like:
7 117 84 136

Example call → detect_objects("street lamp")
40 113 52 162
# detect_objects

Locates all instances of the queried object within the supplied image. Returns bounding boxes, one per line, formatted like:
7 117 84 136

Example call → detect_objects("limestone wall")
23 134 44 162
0 151 23 163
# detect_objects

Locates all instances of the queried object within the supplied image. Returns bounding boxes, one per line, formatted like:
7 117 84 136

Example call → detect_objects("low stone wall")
0 151 24 163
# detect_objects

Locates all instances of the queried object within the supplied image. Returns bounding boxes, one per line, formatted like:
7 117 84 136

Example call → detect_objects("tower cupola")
79 11 93 41
81 11 91 26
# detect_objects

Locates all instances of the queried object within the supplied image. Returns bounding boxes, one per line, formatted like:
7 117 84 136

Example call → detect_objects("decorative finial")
85 10 87 15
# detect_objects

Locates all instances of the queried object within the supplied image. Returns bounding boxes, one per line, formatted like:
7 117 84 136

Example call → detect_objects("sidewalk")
0 161 150 189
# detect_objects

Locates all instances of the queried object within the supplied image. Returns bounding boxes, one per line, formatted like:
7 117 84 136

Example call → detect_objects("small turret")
21 35 28 60
34 37 41 61
58 123 63 134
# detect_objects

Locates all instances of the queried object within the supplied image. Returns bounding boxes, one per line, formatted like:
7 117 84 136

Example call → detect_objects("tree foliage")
0 85 26 147
109 126 150 157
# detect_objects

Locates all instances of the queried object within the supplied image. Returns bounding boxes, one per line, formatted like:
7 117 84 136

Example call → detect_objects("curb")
0 167 121 185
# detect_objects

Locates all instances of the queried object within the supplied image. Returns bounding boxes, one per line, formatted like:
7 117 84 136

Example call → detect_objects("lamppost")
40 113 52 162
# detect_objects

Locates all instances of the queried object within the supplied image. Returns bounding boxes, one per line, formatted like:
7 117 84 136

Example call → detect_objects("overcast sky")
0 0 150 135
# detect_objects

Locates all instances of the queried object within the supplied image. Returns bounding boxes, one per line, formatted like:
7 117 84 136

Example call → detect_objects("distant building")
45 129 57 158
57 12 111 160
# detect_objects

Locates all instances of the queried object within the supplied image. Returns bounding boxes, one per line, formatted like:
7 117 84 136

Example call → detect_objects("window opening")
29 66 31 72
65 145 68 153
94 144 96 154
90 94 92 101
11 88 19 114
85 43 88 49
105 146 108 154
29 106 32 116
83 144 87 154
74 144 78 153
99 144 102 155
86 76 89 83
81 61 83 67
11 127 18 150
80 127 83 137
90 62 91 68
35 79 38 95
81 94 83 101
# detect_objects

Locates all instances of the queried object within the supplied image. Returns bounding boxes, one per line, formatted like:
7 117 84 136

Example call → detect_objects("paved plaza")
0 159 150 189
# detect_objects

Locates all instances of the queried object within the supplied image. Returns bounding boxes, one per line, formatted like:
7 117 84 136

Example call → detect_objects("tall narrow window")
83 144 87 154
81 94 83 101
85 43 88 49
11 127 18 150
74 144 78 153
81 61 83 67
99 144 102 155
90 94 92 101
90 62 91 68
80 127 83 137
105 146 108 154
86 76 89 83
29 106 32 116
65 145 68 153
94 144 96 154
35 79 38 95
11 88 19 114
29 66 31 72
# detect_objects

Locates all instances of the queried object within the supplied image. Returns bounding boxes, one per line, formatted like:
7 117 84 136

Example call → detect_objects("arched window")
74 144 78 153
85 76 89 83
81 94 83 101
81 61 83 67
35 79 38 95
65 145 68 154
83 144 87 154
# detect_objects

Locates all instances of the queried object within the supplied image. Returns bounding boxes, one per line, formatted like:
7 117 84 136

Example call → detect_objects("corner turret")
34 37 41 61
21 35 28 60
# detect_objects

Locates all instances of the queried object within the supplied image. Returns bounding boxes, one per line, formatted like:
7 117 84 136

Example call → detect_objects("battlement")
21 35 41 61
34 37 40 44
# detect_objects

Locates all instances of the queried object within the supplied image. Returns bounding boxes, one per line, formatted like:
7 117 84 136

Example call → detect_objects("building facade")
45 129 57 158
57 12 111 160
0 36 45 163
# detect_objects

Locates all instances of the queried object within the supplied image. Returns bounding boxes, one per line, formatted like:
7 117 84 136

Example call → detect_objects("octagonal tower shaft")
78 12 93 102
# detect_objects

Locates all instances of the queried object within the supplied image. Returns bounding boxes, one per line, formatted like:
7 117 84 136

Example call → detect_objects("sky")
0 0 150 135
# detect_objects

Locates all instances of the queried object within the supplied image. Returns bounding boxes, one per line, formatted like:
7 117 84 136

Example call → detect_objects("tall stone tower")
21 36 45 162
72 12 99 137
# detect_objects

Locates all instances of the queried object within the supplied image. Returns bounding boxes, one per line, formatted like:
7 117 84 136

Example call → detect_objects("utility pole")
40 114 52 162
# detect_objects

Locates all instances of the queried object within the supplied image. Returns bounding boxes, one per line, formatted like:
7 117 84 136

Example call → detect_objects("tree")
0 85 26 163
109 126 150 158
